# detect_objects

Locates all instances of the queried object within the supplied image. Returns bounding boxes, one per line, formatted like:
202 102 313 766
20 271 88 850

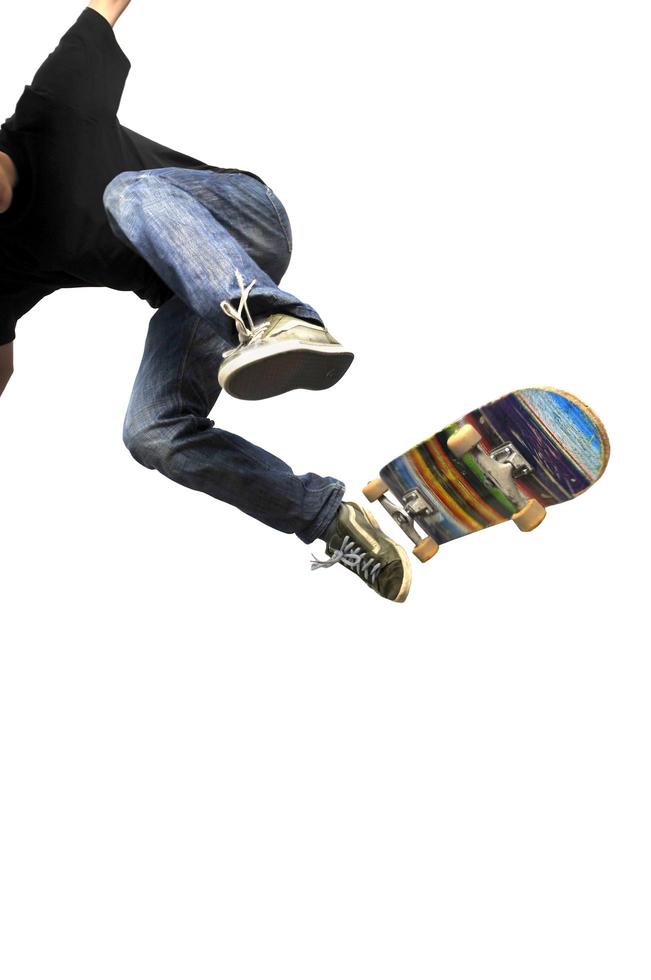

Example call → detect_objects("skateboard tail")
480 389 608 501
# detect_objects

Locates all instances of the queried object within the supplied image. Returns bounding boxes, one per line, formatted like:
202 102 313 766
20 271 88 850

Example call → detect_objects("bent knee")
103 171 138 211
103 171 161 224
123 419 170 471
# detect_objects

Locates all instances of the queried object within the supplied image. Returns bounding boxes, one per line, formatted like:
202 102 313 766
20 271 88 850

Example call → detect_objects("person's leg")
103 167 354 399
111 169 409 598
122 293 345 543
103 168 323 343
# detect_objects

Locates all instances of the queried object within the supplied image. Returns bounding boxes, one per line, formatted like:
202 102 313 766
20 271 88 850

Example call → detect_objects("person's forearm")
0 374 12 398
86 0 132 28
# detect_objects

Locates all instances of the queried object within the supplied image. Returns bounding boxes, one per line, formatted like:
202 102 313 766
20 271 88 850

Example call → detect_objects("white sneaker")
217 269 354 400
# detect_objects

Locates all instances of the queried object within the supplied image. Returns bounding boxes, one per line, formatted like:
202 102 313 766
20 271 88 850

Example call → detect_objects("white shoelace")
311 535 382 585
220 268 271 346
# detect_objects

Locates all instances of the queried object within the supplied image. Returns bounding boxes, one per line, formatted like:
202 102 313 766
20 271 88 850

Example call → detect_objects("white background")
1 2 649 977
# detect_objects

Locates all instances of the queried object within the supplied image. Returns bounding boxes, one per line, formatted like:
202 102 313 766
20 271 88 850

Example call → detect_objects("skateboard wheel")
447 423 482 457
363 477 389 502
512 498 546 532
413 536 439 562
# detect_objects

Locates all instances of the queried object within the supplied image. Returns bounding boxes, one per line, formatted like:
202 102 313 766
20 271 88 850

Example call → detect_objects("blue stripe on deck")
520 389 604 481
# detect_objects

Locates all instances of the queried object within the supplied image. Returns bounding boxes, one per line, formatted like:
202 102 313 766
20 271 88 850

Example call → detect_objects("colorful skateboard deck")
363 387 610 562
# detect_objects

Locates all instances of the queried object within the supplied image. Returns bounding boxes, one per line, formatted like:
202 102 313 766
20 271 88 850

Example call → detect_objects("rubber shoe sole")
219 340 355 400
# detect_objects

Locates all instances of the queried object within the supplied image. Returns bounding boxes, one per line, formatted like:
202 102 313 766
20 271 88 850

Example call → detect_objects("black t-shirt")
0 7 264 345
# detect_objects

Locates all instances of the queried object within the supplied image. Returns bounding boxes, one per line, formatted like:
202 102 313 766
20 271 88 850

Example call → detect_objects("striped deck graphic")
379 388 609 545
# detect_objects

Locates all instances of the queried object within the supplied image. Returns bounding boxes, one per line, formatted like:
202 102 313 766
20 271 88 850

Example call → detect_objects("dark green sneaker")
310 501 412 602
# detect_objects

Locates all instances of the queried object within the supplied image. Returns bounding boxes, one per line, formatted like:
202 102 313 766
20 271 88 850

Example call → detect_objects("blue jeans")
102 167 346 543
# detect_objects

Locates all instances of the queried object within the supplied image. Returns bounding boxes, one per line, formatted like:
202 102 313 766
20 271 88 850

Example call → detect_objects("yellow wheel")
447 423 482 458
363 477 389 502
512 498 546 532
413 537 439 562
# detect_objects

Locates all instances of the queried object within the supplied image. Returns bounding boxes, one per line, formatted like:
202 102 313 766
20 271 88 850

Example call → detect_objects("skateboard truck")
489 442 532 478
472 441 533 502
403 487 439 520
362 482 440 562
447 424 546 531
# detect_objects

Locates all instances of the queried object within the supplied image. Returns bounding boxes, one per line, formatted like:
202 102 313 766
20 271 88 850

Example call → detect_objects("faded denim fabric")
103 168 345 542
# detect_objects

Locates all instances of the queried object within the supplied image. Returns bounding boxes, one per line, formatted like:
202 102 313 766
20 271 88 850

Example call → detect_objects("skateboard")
362 387 610 562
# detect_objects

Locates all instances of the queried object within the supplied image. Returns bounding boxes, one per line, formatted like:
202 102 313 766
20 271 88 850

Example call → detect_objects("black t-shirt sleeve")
0 284 54 344
29 7 131 118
